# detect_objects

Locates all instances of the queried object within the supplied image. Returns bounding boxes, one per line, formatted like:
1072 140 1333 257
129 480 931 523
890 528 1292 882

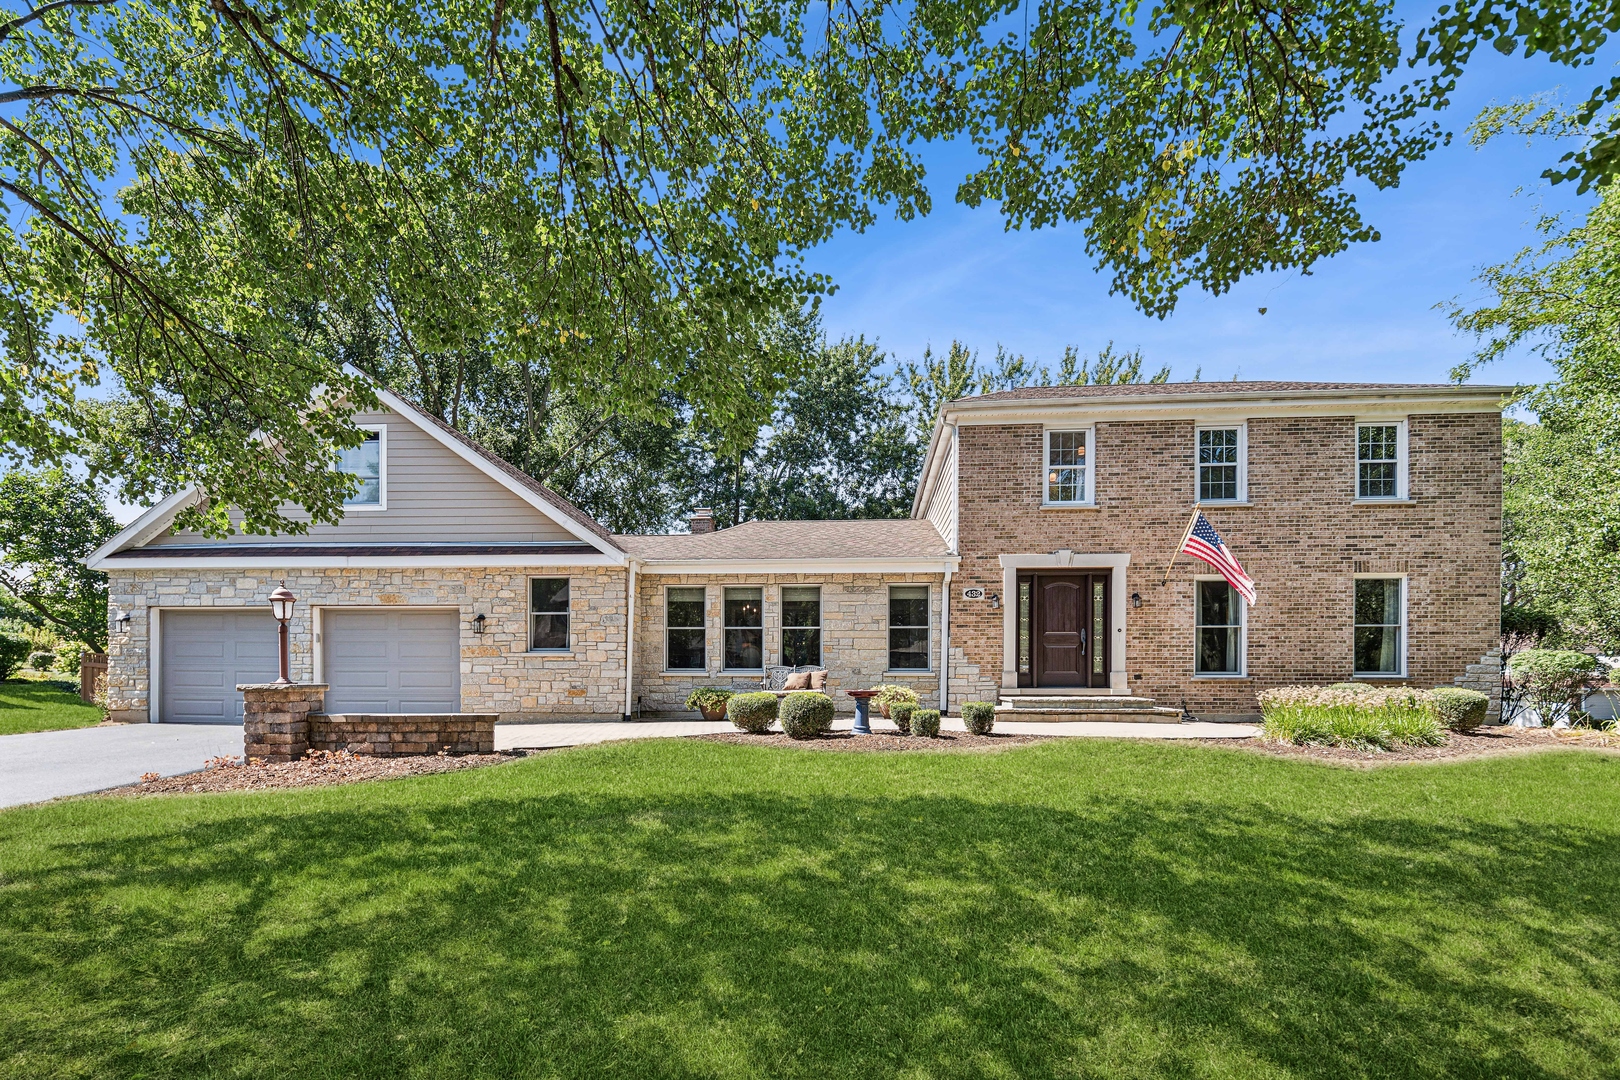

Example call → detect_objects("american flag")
1181 512 1256 605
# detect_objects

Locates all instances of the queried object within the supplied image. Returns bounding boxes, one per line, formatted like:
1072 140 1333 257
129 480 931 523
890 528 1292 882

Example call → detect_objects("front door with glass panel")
1017 573 1110 688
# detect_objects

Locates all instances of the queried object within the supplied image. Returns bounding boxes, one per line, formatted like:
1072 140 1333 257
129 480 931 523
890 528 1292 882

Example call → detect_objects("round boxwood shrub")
1429 687 1490 731
960 701 995 735
0 634 28 680
685 685 735 718
888 701 914 735
910 708 942 738
27 650 54 672
780 692 835 739
726 691 779 734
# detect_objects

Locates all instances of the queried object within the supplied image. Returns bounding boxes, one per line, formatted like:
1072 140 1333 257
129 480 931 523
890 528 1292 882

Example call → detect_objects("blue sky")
805 31 1608 390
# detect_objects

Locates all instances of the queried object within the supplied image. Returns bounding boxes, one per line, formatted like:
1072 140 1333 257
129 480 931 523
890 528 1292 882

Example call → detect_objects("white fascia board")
639 557 960 575
367 382 624 562
944 386 1515 428
97 552 623 571
910 414 951 519
85 488 203 569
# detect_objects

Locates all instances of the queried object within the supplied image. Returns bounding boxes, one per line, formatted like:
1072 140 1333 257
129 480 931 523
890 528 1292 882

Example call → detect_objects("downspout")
624 559 637 721
940 567 952 714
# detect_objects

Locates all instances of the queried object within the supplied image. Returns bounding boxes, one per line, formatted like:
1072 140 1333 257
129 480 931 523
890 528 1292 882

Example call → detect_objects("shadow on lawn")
3 784 1619 1079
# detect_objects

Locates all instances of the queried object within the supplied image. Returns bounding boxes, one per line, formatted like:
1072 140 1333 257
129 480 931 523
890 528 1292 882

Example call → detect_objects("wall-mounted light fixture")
112 608 132 631
1131 592 1143 609
473 613 487 635
988 592 1001 610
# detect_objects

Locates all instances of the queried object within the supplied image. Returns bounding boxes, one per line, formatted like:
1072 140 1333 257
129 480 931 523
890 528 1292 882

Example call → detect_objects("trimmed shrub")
1508 649 1602 727
873 684 919 717
779 692 835 739
1430 687 1490 731
910 708 941 738
685 686 735 717
27 650 55 672
961 701 996 735
0 634 27 680
726 692 778 734
53 641 86 676
888 702 914 735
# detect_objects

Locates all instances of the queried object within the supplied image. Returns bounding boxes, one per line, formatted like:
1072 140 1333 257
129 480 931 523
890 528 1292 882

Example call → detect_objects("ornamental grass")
1259 685 1446 751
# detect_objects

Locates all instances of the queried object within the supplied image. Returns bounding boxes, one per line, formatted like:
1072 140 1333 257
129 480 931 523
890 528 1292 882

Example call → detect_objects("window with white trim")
888 585 930 670
1044 429 1093 505
1197 426 1245 502
1354 578 1405 675
665 587 706 671
781 586 821 667
337 427 384 507
1195 579 1244 675
529 578 570 651
1357 423 1405 499
723 587 763 671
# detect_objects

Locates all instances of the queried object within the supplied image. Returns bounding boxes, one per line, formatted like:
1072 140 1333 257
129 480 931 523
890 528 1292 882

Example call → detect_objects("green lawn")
2 740 1618 1079
0 679 102 736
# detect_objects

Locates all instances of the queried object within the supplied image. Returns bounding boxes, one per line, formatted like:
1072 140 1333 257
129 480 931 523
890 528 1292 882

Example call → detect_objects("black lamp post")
268 583 297 683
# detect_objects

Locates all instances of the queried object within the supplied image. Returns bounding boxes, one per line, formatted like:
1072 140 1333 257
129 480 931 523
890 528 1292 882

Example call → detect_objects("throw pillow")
783 671 812 691
809 669 827 690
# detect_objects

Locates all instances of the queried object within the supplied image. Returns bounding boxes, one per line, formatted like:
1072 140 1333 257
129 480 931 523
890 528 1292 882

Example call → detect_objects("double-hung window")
1357 422 1406 500
723 587 763 671
888 585 930 670
1197 426 1244 503
781 586 821 667
665 587 706 671
337 427 385 508
529 578 570 651
1044 429 1093 505
1354 578 1405 675
1195 579 1244 675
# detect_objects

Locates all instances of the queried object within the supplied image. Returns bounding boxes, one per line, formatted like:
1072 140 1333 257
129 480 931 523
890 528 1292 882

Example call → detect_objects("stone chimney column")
689 507 716 534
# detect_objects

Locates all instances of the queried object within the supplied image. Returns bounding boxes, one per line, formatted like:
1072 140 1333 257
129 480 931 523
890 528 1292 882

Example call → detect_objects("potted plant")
872 684 919 719
685 686 736 722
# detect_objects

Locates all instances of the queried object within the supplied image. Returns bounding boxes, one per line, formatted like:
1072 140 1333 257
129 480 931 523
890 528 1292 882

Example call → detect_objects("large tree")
3 0 1610 533
0 467 117 650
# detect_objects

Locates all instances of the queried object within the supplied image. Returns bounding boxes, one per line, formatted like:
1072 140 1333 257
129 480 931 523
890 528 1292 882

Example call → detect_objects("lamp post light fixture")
268 583 297 683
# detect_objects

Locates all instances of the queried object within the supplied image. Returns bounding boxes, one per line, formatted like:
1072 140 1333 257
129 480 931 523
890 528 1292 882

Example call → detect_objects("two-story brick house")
89 380 1505 725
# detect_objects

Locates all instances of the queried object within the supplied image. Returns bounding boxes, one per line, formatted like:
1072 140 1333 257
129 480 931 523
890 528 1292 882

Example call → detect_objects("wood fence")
80 653 107 703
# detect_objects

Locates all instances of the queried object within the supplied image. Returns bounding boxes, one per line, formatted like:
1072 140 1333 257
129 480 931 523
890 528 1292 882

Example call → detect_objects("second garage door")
323 609 461 713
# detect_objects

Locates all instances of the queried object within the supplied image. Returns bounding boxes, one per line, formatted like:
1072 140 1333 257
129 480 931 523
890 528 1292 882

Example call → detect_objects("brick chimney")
689 507 715 534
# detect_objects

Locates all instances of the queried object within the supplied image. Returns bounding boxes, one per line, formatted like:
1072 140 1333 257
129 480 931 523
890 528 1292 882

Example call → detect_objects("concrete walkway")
0 724 244 809
495 716 1258 750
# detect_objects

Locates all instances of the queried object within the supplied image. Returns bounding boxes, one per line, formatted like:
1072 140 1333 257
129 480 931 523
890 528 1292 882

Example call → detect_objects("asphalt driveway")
0 724 244 809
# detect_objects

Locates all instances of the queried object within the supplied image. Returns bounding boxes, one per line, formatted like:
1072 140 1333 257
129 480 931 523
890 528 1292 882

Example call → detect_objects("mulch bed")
103 749 523 797
1206 725 1620 767
695 731 1050 752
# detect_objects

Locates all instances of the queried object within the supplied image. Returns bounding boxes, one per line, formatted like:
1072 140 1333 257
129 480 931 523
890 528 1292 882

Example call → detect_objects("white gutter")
624 559 637 721
940 567 951 713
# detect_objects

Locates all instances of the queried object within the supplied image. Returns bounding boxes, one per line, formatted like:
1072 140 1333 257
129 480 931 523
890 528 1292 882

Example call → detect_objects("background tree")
0 467 117 651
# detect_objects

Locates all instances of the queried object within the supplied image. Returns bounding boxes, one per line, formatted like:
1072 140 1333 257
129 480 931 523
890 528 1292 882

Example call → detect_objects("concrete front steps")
993 695 1185 724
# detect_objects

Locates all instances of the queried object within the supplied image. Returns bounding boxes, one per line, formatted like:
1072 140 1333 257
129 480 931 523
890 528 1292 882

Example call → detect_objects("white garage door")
323 609 461 713
160 610 279 724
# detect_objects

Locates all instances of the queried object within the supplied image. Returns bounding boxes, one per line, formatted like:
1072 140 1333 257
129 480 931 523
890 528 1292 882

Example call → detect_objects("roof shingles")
615 519 951 562
951 380 1494 405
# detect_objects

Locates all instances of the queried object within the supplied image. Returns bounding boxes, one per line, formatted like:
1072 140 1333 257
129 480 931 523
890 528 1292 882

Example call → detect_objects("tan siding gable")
144 408 579 546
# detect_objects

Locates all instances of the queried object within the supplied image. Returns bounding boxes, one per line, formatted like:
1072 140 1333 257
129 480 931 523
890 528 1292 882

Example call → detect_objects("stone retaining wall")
240 683 326 762
309 713 497 756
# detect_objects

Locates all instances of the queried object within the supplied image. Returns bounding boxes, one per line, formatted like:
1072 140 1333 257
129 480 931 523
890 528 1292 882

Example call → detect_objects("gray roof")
615 519 951 562
952 380 1504 405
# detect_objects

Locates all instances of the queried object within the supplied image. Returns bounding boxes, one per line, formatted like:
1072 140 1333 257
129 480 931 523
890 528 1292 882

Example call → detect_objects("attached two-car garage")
157 608 461 723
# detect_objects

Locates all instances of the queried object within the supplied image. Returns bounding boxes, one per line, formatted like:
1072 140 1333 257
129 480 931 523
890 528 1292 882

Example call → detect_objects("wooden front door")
1021 573 1110 688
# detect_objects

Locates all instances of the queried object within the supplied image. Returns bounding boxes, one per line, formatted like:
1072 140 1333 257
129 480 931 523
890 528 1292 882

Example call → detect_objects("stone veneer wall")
105 566 627 723
949 412 1502 715
1453 649 1505 724
633 573 943 715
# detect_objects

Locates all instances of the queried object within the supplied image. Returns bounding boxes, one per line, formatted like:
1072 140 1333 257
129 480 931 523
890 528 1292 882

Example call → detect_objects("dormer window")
1044 429 1094 506
337 426 385 509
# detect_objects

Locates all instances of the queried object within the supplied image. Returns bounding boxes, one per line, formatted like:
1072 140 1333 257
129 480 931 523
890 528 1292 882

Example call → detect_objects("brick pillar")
238 683 327 762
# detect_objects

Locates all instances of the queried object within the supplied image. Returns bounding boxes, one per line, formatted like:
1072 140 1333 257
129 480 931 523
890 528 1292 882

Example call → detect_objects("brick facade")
950 412 1502 717
633 573 943 714
105 567 628 723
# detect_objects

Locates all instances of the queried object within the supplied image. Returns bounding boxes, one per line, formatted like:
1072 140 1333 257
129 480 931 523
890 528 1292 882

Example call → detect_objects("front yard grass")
0 679 101 736
2 739 1618 1078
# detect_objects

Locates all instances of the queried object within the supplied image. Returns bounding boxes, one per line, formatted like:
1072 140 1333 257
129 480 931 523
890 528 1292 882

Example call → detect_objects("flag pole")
1163 508 1201 585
